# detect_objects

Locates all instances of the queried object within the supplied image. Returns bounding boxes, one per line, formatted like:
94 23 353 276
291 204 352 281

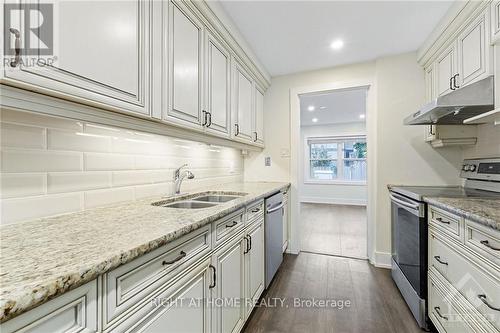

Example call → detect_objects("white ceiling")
300 88 367 126
219 1 453 76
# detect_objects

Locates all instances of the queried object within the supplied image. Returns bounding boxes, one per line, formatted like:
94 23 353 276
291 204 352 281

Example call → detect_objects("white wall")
245 52 465 266
0 109 243 225
300 122 367 205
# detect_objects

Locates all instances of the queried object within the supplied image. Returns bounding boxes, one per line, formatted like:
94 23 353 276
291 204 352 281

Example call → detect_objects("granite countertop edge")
423 197 499 231
0 182 290 323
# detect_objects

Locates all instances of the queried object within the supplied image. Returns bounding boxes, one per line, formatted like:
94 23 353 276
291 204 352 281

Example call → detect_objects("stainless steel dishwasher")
265 191 284 288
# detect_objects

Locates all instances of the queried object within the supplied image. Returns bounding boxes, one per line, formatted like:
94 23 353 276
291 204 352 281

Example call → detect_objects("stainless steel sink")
192 195 241 203
162 201 218 209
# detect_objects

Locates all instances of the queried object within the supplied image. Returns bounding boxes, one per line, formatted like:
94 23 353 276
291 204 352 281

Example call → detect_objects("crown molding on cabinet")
417 1 490 67
190 0 271 89
0 84 263 152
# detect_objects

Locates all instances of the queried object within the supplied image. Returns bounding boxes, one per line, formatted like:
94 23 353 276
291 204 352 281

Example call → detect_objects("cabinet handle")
480 240 500 251
235 124 240 136
478 294 500 311
9 28 21 68
435 217 450 225
433 255 448 266
449 77 455 91
248 234 252 251
453 74 460 89
243 236 250 254
251 207 260 213
434 307 448 320
207 112 212 127
209 265 216 288
225 221 238 228
202 111 207 126
162 251 186 265
429 125 435 136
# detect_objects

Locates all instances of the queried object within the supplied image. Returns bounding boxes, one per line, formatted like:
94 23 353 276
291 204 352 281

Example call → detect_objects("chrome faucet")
173 164 195 195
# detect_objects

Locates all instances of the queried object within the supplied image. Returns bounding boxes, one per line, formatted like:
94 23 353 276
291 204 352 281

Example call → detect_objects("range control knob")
469 164 476 172
462 164 468 171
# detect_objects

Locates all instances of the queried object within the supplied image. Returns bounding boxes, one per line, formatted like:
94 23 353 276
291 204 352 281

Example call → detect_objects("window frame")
304 135 367 185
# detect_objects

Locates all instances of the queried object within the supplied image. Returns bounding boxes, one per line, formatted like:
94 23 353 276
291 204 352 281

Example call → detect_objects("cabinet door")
282 201 288 253
212 236 245 333
118 259 211 333
205 31 231 137
232 61 254 142
457 8 492 88
166 1 204 128
493 1 500 44
435 43 457 97
253 85 265 145
3 0 151 116
245 222 265 319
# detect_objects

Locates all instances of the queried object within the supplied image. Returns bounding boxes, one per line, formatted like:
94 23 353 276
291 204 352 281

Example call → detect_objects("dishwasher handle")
267 202 284 214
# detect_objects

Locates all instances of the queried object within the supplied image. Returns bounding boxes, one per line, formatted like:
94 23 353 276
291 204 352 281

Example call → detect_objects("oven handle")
389 193 420 211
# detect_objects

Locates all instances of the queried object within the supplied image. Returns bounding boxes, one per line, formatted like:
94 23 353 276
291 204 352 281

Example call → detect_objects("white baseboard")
370 251 392 269
300 196 367 206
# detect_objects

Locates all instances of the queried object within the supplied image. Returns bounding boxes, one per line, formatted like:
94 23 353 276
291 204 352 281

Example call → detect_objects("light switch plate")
265 157 271 166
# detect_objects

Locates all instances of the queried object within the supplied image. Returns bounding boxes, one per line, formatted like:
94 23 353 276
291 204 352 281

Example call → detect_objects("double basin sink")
152 192 247 209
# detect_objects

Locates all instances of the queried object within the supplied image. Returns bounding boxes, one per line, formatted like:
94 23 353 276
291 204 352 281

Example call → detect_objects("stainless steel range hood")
404 76 494 125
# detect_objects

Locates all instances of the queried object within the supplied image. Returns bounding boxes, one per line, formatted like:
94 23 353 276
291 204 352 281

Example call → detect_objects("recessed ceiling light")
319 106 327 110
312 118 318 123
307 105 315 111
330 39 344 50
359 114 366 119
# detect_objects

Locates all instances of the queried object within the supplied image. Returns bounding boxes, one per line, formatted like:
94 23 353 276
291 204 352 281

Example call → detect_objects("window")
306 136 366 183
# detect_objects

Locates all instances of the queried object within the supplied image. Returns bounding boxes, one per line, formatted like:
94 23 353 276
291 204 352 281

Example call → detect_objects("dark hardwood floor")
243 252 426 333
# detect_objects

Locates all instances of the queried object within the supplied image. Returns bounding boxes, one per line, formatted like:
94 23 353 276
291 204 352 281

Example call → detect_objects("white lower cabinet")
244 221 265 319
1 200 271 333
211 233 246 333
428 205 500 333
1 280 98 333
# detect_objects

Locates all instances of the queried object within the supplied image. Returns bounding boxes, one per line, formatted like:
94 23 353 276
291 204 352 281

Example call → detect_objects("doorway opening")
298 87 368 259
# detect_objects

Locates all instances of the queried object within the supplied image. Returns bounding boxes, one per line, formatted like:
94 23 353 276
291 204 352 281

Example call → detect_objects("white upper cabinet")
205 31 231 137
253 85 265 146
3 0 152 116
435 43 458 97
456 8 492 88
232 61 254 142
492 1 500 43
166 1 204 128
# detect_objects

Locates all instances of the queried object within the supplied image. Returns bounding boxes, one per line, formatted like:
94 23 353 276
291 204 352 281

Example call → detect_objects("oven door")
390 191 427 297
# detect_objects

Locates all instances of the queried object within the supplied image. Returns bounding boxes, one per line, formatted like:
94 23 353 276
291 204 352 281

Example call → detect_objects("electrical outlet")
265 157 271 166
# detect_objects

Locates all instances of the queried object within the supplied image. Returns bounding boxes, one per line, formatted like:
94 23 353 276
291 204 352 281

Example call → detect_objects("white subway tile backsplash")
84 152 135 171
135 183 171 199
0 110 244 225
0 173 46 198
0 109 83 131
48 129 111 152
48 172 111 193
1 193 83 225
1 149 83 172
84 187 135 209
0 123 46 149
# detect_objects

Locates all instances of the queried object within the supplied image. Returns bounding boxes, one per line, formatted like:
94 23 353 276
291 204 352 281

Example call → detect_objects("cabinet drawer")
1 280 98 333
104 225 211 326
214 209 245 247
429 206 463 241
246 200 264 226
428 278 473 333
429 232 500 330
464 219 500 263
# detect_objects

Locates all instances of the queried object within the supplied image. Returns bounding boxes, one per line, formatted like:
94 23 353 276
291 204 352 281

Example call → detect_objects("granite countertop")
0 181 290 323
423 197 500 231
